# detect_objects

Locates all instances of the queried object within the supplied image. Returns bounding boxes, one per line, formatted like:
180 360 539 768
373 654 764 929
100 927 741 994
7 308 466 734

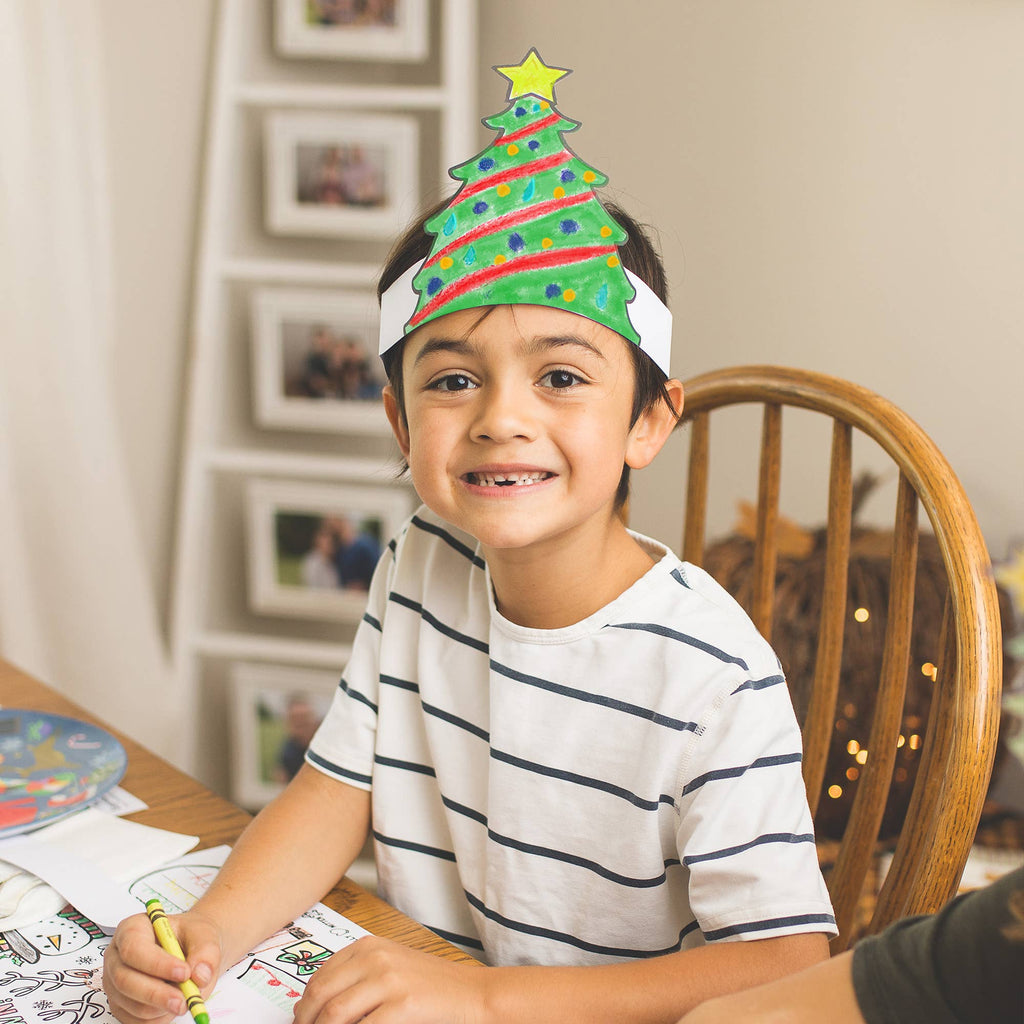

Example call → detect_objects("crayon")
144 898 211 1024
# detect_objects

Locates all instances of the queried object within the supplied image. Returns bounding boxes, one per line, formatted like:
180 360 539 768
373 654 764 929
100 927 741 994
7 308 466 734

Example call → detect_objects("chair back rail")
802 420 852 817
678 366 1002 952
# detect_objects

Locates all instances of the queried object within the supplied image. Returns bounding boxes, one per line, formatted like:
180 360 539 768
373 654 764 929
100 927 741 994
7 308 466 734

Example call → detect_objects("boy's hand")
293 935 486 1024
103 909 223 1024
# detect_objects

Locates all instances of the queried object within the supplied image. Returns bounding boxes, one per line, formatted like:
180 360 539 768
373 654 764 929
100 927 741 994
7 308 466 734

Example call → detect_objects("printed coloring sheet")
0 847 369 1023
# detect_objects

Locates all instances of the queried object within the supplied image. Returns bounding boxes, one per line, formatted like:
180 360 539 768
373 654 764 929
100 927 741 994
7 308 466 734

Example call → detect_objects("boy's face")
384 304 668 555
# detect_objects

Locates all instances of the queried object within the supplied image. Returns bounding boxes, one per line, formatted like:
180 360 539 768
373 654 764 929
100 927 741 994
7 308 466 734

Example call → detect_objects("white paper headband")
378 259 673 377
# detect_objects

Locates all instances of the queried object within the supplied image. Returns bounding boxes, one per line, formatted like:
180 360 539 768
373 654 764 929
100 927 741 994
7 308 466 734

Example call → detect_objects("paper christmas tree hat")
379 49 672 376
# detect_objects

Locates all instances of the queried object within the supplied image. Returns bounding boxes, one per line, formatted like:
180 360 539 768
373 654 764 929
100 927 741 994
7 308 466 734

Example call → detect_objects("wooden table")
0 657 476 965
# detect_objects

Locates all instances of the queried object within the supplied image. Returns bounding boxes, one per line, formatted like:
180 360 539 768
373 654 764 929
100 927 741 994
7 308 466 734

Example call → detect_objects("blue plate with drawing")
0 709 127 838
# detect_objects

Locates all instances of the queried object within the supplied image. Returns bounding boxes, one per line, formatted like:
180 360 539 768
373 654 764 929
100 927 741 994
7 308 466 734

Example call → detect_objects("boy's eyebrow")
412 337 478 366
412 333 607 366
521 335 608 361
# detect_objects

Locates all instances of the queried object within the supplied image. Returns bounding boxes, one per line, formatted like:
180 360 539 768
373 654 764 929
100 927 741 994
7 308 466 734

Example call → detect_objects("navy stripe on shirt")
427 924 485 951
411 515 486 568
375 754 436 777
489 659 699 733
685 832 816 866
681 752 803 797
442 795 680 889
463 889 700 959
373 829 456 862
388 592 490 653
609 622 750 669
423 700 490 741
731 674 786 695
362 612 382 632
380 673 419 694
490 747 674 811
378 673 490 741
338 676 378 714
704 912 836 941
305 749 372 787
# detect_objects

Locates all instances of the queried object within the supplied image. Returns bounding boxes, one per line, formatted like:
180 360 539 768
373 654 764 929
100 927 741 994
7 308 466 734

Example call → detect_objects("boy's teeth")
473 472 548 487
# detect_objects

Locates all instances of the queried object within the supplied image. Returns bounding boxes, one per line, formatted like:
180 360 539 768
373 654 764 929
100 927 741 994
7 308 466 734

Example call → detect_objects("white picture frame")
251 286 391 434
246 476 414 621
265 110 419 239
275 0 429 62
228 661 343 809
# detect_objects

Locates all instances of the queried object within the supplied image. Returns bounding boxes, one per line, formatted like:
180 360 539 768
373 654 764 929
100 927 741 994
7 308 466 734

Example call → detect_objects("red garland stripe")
455 151 572 202
409 244 618 328
424 191 591 269
495 111 562 147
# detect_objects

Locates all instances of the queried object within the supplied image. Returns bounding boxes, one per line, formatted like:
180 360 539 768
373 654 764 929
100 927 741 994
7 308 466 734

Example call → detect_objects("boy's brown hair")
377 198 679 509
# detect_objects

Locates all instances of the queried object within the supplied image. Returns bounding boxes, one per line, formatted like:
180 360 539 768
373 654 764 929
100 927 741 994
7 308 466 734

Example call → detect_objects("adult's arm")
673 948 862 1024
677 866 1024 1024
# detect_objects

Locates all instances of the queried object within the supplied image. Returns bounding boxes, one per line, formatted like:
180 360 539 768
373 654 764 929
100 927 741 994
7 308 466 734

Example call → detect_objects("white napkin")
0 807 198 932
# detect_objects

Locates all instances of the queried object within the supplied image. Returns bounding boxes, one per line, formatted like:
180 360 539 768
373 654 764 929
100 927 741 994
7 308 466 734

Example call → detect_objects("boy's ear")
383 385 411 458
625 379 684 471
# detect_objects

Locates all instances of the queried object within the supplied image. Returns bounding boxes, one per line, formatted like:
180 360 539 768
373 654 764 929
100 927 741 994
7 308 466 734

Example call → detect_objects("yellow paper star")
994 544 1024 613
495 48 570 103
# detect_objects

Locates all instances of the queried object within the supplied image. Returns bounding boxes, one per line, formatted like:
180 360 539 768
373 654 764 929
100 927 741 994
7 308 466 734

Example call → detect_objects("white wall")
478 1 1024 556
97 0 215 626
97 1 1024 641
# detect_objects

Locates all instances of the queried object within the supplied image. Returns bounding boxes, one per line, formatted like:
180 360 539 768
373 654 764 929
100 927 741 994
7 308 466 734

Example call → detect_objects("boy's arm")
193 763 371 964
292 927 829 1024
104 766 369 1023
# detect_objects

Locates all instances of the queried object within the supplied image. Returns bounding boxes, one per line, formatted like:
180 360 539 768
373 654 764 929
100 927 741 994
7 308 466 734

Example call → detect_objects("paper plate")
0 709 128 838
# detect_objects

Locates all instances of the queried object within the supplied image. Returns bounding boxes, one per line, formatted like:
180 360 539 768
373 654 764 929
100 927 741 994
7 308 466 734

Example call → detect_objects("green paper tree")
407 59 640 344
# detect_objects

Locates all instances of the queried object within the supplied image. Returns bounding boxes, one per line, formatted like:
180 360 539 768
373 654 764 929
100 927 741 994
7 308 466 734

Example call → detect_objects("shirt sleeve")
852 865 1024 1024
304 542 395 790
674 647 837 942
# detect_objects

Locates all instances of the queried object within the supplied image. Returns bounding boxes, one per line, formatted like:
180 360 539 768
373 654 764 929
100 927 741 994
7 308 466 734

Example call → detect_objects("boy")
104 50 834 1024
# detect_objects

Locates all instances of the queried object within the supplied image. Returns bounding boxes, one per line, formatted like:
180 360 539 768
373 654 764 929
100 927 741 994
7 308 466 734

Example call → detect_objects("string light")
921 662 938 681
908 734 921 750
846 767 859 781
828 785 843 799
847 740 860 755
855 749 868 765
854 607 870 623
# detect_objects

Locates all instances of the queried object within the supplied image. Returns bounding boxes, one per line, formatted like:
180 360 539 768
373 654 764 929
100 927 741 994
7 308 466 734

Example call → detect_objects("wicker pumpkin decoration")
701 474 949 841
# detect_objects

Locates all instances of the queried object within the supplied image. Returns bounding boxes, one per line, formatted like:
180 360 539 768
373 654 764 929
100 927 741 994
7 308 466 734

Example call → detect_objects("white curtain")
0 0 181 762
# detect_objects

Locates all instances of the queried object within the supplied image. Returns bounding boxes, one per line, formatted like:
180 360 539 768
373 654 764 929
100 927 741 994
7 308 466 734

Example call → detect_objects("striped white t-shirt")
307 507 836 964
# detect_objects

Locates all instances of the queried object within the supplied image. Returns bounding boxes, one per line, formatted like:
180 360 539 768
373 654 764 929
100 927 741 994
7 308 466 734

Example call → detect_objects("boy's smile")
383 304 681 626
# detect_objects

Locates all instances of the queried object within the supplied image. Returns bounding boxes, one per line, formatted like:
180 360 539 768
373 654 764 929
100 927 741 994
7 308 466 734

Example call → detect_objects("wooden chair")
677 365 1003 952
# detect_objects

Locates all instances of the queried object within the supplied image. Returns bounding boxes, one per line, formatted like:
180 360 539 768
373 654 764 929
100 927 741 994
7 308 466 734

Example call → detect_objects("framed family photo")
251 286 390 434
265 110 418 239
229 660 342 809
274 0 429 62
246 476 414 621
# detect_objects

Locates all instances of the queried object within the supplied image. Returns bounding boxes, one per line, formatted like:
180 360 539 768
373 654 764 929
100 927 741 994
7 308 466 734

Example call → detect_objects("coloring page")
0 849 368 1023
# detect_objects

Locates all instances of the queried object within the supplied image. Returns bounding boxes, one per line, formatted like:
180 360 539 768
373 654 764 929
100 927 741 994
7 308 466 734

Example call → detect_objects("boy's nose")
471 384 536 443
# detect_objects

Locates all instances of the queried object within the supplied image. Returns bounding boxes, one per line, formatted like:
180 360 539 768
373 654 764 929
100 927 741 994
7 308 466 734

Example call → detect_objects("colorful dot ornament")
407 51 640 345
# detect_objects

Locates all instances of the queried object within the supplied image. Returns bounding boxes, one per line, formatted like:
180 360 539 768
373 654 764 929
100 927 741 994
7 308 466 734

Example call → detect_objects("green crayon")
144 898 211 1024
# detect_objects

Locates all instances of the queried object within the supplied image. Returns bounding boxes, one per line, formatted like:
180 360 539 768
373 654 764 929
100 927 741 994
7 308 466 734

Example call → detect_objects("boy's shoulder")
389 505 484 579
625 533 781 673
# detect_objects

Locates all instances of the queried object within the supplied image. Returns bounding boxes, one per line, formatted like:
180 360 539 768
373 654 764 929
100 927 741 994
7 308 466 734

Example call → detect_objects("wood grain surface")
0 657 478 965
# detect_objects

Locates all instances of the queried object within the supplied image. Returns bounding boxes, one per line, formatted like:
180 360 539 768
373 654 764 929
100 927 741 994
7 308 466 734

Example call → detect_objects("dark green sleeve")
851 865 1024 1024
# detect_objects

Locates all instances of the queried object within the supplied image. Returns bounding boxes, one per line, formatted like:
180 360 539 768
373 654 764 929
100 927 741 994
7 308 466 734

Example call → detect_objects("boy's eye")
541 369 582 389
430 373 476 392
